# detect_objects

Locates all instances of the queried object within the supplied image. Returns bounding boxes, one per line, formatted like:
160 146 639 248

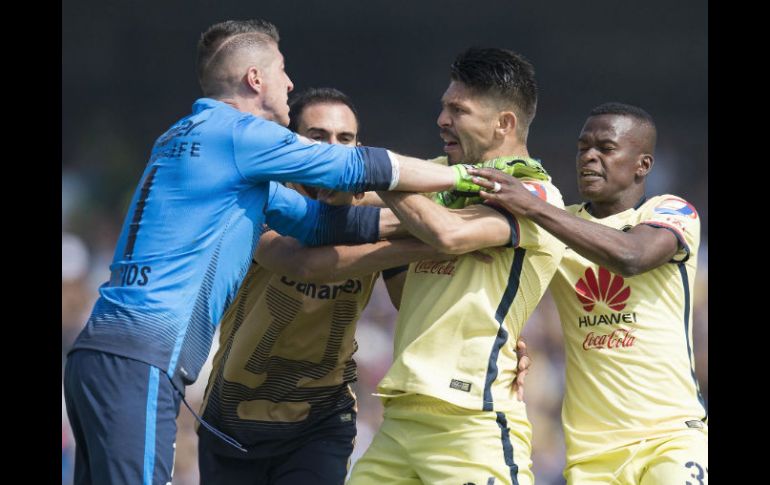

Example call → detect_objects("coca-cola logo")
414 258 458 276
575 267 630 312
583 328 636 350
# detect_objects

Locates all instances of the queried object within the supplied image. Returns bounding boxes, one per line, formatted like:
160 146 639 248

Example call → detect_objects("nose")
578 147 598 164
437 108 451 128
577 149 602 173
286 75 294 93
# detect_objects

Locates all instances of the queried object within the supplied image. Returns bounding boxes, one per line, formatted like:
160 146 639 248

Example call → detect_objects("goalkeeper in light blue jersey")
63 19 488 485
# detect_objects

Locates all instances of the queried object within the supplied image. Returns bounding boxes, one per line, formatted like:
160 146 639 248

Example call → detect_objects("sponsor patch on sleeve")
522 181 547 201
653 198 698 219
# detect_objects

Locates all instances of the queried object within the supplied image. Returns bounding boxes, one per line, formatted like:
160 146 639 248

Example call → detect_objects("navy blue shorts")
63 349 182 485
198 408 357 485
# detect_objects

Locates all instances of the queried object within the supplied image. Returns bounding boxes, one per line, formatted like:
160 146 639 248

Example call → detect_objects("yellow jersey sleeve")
638 195 700 262
513 178 566 249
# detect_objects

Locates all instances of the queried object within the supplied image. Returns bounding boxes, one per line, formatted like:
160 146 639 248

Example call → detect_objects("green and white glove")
431 190 470 209
450 163 482 194
476 156 549 182
439 156 550 206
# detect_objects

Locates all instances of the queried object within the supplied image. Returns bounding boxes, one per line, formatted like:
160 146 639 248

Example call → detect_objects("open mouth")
443 141 460 152
441 134 460 154
580 169 604 180
440 130 460 153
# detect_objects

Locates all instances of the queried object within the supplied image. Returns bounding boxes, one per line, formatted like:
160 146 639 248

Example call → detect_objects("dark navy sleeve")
264 183 382 246
232 116 392 192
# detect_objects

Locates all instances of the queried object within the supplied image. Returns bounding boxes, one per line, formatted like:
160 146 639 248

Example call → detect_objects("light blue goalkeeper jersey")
71 98 392 389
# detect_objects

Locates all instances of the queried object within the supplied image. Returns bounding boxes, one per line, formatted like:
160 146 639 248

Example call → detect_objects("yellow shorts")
564 427 708 485
347 394 533 485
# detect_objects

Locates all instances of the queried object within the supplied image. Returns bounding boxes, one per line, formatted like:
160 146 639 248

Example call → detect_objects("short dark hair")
196 19 280 96
589 102 657 149
589 102 655 126
288 87 360 133
450 47 538 140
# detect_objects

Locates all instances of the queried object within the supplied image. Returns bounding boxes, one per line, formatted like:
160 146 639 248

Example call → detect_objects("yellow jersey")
549 195 706 464
377 178 565 413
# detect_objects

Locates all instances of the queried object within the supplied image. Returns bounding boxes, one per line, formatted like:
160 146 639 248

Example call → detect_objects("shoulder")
426 155 449 166
565 203 586 216
520 178 565 208
233 113 295 142
642 194 699 219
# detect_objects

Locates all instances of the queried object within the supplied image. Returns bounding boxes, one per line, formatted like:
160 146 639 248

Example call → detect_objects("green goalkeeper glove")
432 190 483 208
453 156 549 196
439 156 550 205
431 190 469 209
476 156 549 181
450 163 482 194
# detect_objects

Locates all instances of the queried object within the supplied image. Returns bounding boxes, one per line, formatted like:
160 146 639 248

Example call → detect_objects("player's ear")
496 111 517 137
245 66 263 93
637 154 653 178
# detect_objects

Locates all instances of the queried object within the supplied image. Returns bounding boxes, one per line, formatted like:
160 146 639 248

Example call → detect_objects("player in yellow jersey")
470 102 707 484
348 47 565 485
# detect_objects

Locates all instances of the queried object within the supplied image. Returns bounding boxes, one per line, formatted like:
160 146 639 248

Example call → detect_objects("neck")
586 190 646 218
214 95 264 118
484 140 529 161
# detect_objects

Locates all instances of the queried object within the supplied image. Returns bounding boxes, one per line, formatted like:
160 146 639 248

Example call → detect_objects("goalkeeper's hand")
476 156 549 182
432 190 468 209
432 190 483 209
450 156 549 196
450 163 483 195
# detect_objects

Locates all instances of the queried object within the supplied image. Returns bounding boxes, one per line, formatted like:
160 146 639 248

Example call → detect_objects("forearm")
522 199 649 275
389 152 456 192
356 192 387 207
257 234 443 283
378 208 411 239
378 191 460 251
377 191 510 254
305 203 381 246
314 238 439 282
